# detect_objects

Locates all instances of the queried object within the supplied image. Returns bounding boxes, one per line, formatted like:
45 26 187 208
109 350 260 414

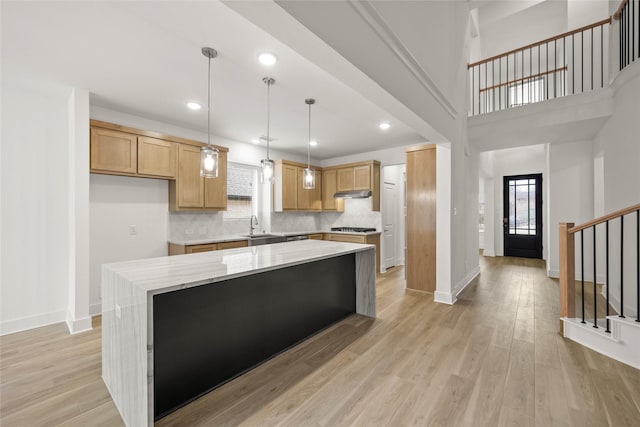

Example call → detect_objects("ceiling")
1 1 425 160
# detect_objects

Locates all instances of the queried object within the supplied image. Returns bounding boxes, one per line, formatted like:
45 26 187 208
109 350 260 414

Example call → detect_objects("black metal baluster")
606 220 611 333
637 210 639 322
478 63 481 113
507 54 510 108
621 215 625 318
521 50 524 105
554 39 557 98
572 34 575 94
591 28 594 91
620 10 624 70
493 60 495 112
564 37 566 95
529 47 532 103
593 225 598 328
601 25 604 88
499 57 502 111
581 31 584 93
547 43 550 100
485 61 488 113
582 229 586 323
472 66 475 115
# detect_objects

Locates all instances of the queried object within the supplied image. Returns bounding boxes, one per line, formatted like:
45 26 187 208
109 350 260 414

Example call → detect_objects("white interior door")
383 182 396 269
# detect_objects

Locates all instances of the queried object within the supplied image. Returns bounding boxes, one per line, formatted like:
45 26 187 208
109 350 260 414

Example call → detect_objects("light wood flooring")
1 256 639 426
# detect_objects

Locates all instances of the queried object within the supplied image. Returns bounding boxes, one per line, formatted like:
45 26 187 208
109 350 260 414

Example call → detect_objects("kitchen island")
101 239 376 426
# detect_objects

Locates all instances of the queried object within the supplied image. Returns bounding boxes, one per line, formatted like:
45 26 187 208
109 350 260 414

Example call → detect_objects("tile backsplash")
169 198 382 241
320 198 382 231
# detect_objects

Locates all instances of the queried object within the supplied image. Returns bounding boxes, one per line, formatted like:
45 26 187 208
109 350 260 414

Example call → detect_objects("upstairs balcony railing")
468 18 611 116
616 0 640 70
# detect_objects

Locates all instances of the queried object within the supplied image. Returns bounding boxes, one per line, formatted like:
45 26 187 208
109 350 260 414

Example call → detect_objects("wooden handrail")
614 0 630 20
468 18 612 68
479 66 567 93
569 203 640 233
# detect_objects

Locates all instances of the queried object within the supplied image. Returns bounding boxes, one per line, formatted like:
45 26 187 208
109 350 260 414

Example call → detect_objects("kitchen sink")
243 234 286 246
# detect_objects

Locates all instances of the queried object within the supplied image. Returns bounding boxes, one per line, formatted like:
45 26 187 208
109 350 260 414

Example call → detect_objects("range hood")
333 190 372 199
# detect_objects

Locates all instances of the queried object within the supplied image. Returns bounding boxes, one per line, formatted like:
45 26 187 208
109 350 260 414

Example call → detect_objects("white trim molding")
66 312 93 335
0 310 67 336
435 266 481 305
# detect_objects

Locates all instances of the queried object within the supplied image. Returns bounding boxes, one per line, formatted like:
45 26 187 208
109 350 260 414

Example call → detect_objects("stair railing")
468 18 611 116
560 203 640 333
615 0 639 70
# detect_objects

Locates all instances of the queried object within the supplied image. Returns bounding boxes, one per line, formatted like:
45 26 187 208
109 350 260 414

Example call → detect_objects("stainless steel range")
331 227 376 233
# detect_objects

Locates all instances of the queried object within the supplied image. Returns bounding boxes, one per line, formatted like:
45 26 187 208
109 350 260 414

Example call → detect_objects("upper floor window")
508 77 545 108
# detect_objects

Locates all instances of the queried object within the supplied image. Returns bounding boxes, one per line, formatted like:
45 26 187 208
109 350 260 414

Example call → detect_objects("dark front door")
503 174 542 258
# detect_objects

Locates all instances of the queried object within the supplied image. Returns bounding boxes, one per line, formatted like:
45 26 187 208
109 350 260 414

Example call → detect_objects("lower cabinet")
308 233 324 240
324 233 381 273
168 240 248 256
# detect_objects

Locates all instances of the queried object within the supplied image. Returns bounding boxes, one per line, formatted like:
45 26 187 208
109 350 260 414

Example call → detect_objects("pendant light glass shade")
200 146 219 178
303 167 315 189
260 159 275 183
261 77 276 184
302 98 316 189
200 47 219 178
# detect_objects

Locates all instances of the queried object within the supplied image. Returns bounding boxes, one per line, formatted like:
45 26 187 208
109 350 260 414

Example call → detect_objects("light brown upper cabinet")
90 127 137 174
273 160 321 212
169 144 228 211
137 136 176 178
326 161 380 211
322 169 344 212
405 144 436 293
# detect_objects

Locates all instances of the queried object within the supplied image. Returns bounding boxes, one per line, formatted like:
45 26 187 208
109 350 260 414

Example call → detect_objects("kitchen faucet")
249 215 259 236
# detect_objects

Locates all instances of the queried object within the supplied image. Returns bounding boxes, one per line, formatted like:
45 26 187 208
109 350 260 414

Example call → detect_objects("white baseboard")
547 269 606 284
90 302 102 317
482 250 495 257
66 311 93 334
0 309 67 336
434 266 480 306
454 266 480 297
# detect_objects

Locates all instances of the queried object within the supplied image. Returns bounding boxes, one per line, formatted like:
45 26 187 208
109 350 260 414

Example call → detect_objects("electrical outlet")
128 225 137 235
115 304 122 319
185 228 194 235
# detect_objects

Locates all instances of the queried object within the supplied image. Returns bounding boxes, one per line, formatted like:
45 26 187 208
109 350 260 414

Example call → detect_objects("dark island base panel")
153 253 357 420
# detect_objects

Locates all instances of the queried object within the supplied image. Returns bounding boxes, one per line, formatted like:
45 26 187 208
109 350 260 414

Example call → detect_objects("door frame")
503 173 543 259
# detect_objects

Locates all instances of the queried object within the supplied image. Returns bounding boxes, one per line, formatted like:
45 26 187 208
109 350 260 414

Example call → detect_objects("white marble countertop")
169 230 380 245
104 239 374 294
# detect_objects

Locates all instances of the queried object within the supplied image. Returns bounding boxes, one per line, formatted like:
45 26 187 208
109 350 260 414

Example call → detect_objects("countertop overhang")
104 239 375 294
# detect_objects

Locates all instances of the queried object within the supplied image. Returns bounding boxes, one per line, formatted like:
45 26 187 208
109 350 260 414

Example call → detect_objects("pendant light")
302 98 316 189
260 77 276 183
200 47 219 178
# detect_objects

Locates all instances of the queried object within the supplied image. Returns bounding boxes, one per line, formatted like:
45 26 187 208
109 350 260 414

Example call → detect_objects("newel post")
559 222 575 333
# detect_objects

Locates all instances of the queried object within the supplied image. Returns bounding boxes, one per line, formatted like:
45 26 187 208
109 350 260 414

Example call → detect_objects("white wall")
547 140 595 280
592 63 640 317
1 69 74 334
89 174 169 315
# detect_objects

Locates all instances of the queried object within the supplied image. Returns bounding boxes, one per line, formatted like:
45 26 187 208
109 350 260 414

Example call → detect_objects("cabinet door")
177 144 204 208
217 240 248 250
90 128 137 174
282 164 298 210
137 136 176 178
322 169 344 211
186 244 218 253
297 167 311 210
353 165 371 190
309 170 322 211
204 150 227 209
337 168 354 191
325 234 366 244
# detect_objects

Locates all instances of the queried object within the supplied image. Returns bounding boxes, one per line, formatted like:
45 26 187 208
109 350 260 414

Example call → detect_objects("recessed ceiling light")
309 140 318 146
251 138 261 144
186 101 201 111
258 52 277 66
379 122 391 130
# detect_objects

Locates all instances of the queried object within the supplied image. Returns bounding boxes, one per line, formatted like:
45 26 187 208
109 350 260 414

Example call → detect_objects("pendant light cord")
266 80 271 161
307 103 311 168
207 54 212 148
